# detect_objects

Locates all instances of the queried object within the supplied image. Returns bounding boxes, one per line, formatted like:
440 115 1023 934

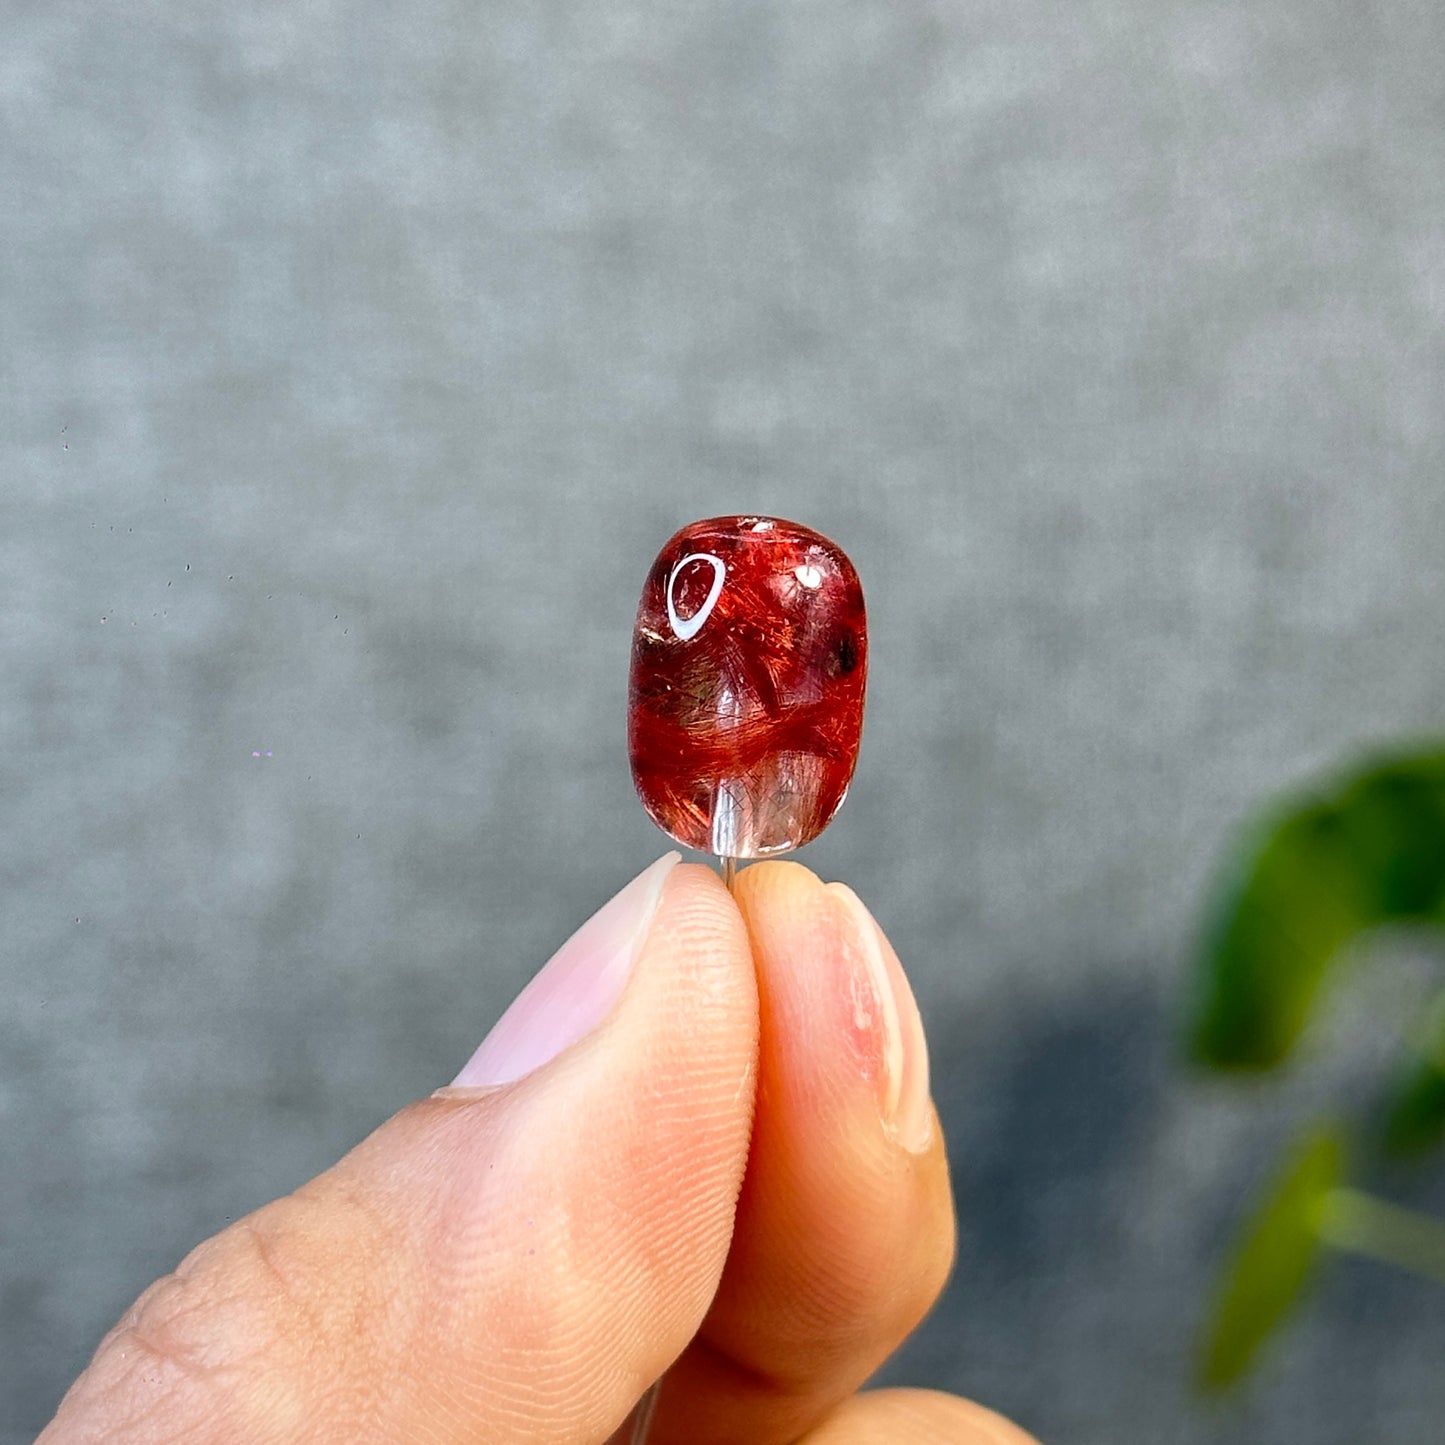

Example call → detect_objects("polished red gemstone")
628 515 867 857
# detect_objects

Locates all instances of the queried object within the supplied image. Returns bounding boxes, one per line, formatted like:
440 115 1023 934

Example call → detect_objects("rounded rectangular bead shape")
628 515 867 857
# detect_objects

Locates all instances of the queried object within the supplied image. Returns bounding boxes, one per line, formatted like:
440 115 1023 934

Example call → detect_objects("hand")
42 856 1037 1444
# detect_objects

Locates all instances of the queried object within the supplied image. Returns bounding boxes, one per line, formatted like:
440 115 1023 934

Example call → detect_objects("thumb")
43 855 759 1444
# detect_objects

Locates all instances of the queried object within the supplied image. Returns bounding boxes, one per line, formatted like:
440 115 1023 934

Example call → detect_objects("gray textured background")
4 1 1445 1440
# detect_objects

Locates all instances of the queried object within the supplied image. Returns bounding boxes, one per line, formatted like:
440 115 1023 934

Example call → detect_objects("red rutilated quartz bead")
628 516 867 857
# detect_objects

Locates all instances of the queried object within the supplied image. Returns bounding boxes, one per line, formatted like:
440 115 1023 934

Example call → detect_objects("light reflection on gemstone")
665 552 726 641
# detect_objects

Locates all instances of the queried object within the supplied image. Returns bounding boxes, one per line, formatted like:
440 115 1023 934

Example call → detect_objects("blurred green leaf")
1197 1125 1345 1392
1188 747 1445 1069
1383 1062 1445 1156
1383 992 1445 1155
1316 1186 1445 1285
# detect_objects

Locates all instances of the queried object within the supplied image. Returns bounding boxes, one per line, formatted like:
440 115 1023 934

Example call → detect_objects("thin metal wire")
628 1380 662 1445
627 854 738 1445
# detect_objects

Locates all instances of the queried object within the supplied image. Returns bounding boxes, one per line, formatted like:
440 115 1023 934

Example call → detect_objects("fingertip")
730 856 816 917
822 880 933 1154
733 861 935 1156
664 861 955 1440
800 1389 1042 1444
651 858 753 965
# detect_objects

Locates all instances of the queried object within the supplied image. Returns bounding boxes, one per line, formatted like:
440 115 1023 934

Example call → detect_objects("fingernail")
827 883 934 1153
448 853 680 1087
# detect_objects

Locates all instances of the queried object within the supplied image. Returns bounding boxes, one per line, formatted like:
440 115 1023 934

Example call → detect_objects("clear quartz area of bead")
709 753 838 857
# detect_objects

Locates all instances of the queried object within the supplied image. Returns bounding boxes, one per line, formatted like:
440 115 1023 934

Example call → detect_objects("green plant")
1187 745 1445 1389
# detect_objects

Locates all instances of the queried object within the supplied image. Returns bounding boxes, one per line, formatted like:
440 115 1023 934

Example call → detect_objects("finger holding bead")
643 861 956 1445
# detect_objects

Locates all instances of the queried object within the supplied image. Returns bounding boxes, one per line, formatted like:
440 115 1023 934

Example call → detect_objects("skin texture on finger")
652 861 957 1445
799 1390 1041 1445
41 864 757 1445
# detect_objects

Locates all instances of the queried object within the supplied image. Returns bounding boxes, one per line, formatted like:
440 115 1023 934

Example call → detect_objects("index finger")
649 861 956 1444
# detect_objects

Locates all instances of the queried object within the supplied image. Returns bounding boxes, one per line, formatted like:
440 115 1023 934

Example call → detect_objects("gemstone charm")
628 516 867 857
